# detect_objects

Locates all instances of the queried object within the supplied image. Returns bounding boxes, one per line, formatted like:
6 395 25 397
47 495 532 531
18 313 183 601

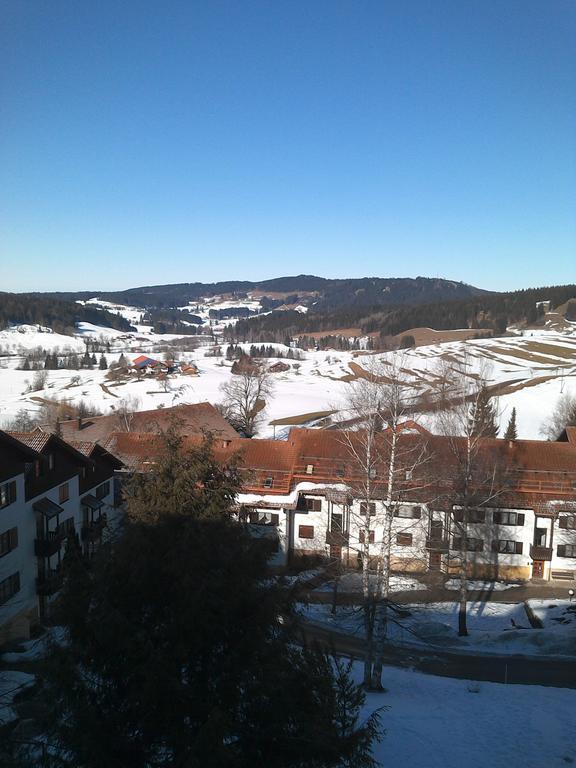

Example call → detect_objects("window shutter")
493 511 501 524
515 541 523 555
517 513 525 526
412 506 422 519
9 482 16 504
491 540 499 553
557 544 567 558
559 516 568 529
298 525 314 540
11 528 18 549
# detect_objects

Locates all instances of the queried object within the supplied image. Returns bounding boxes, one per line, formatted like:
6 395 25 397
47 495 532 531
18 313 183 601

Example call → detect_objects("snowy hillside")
0 305 575 439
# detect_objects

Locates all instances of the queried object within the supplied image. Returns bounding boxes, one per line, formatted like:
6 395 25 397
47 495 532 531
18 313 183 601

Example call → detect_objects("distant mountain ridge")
43 274 489 310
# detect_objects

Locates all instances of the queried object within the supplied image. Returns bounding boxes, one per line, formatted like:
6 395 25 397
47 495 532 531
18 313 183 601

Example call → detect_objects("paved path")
297 619 576 689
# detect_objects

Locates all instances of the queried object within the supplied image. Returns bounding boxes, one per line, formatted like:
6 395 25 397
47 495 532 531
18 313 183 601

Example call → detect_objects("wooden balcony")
425 537 450 552
326 530 349 546
36 571 63 596
81 515 106 542
34 530 64 558
530 544 553 561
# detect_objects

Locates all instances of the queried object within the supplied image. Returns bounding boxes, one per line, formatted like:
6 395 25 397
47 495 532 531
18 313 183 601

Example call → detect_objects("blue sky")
1 0 574 292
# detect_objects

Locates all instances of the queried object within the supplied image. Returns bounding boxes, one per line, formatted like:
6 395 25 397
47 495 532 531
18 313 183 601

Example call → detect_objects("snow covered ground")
1 316 575 438
357 663 576 768
314 572 428 594
299 599 576 657
0 670 36 725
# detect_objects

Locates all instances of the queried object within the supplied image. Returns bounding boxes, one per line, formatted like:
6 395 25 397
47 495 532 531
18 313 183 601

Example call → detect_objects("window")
0 572 20 606
396 532 412 547
394 506 421 519
360 502 376 516
48 453 55 471
0 481 16 509
301 497 322 512
298 525 315 540
263 477 274 489
268 513 279 526
306 464 314 475
453 509 486 524
559 515 576 530
492 539 523 555
405 470 413 481
330 512 343 532
0 527 18 557
96 481 111 500
335 466 345 477
34 460 44 479
493 511 525 526
59 483 69 503
557 544 576 558
368 468 377 479
359 529 375 544
452 536 484 553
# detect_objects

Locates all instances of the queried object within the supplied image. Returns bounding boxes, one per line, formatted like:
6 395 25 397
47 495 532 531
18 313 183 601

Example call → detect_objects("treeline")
140 308 204 335
20 351 109 371
227 284 576 345
225 344 304 360
0 293 134 334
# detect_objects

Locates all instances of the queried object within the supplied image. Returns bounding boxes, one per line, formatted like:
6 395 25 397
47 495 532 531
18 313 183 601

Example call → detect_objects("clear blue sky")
1 0 574 292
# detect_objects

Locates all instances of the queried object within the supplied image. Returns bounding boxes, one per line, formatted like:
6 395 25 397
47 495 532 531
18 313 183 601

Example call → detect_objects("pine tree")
504 407 518 440
41 433 382 767
469 387 499 438
99 354 108 370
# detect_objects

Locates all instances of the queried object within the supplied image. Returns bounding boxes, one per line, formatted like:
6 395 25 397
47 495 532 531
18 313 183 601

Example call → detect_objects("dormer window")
306 464 314 475
263 477 273 489
369 468 377 479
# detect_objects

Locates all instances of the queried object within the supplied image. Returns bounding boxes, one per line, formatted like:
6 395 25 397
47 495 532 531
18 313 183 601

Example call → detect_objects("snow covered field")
0 315 575 438
358 663 576 768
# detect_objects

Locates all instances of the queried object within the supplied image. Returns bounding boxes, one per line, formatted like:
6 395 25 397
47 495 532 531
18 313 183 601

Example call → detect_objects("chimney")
77 416 83 431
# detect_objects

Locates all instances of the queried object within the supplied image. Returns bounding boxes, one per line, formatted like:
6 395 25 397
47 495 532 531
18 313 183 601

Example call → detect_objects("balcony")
530 544 553 561
36 571 63 596
34 530 64 558
81 515 106 542
425 537 450 552
326 530 349 546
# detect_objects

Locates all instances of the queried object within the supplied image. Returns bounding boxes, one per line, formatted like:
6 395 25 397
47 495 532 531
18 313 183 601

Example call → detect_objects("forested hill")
44 275 487 309
0 293 134 334
228 284 576 344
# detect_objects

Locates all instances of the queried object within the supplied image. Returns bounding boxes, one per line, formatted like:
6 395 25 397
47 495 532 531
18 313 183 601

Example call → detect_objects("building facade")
0 429 122 644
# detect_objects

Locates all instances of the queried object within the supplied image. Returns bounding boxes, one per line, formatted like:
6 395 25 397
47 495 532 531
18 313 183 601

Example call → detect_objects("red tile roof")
57 402 238 444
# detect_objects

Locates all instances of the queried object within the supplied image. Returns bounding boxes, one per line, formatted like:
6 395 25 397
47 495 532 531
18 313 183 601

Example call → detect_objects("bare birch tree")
339 353 430 689
433 355 506 636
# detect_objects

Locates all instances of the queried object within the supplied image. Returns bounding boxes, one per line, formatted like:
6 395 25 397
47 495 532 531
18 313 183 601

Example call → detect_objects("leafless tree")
114 395 142 432
338 353 430 689
219 366 274 437
540 392 576 440
433 355 506 636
